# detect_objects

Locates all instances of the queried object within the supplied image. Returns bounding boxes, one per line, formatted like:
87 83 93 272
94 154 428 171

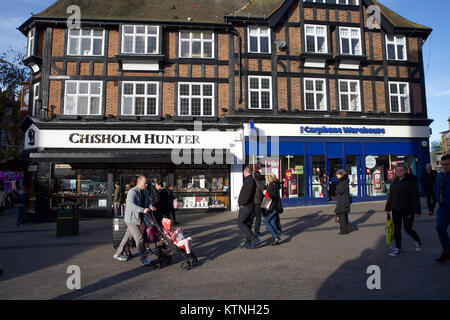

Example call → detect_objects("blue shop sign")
300 126 386 135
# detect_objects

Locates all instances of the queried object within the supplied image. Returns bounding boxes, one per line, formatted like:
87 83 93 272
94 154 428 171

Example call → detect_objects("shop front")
245 123 431 207
23 123 245 219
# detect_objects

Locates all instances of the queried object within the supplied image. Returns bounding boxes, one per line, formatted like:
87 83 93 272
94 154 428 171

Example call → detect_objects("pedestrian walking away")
158 184 172 220
148 181 163 225
434 154 450 263
113 181 125 217
114 175 154 266
0 187 7 216
14 187 28 226
237 167 259 249
385 163 422 257
334 169 355 235
420 163 438 215
252 171 264 236
263 173 283 246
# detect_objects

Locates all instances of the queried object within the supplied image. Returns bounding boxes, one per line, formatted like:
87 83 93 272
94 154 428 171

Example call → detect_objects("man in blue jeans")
434 154 450 263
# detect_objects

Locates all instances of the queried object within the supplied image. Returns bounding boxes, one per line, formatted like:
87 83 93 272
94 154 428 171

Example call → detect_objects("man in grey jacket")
114 175 153 266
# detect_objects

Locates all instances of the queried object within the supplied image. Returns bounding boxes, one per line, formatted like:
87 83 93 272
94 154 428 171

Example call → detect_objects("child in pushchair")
143 213 198 270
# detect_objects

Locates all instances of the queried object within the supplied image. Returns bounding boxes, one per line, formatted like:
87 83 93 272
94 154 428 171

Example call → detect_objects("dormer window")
179 31 214 59
68 28 105 56
122 25 159 54
386 35 407 61
27 28 36 57
303 0 360 5
248 27 271 54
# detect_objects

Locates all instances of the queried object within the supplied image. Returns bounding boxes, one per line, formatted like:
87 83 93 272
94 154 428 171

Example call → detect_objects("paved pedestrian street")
0 200 448 300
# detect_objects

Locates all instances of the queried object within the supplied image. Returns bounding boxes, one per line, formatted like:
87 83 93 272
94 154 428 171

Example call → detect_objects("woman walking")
385 163 422 257
334 169 355 235
263 174 283 246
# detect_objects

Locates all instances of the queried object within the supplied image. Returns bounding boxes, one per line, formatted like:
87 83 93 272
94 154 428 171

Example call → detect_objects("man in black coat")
420 163 438 215
148 181 163 225
334 169 354 235
237 167 259 249
251 171 264 236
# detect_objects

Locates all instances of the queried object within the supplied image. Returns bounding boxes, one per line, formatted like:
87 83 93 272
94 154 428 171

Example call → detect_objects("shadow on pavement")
52 265 154 300
316 230 450 300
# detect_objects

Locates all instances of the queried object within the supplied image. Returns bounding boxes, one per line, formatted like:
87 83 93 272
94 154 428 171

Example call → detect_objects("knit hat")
162 218 172 231
336 169 347 176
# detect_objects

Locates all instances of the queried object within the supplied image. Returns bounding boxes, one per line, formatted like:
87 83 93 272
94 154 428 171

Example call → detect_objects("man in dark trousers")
420 163 438 215
148 181 163 225
251 171 264 236
237 167 259 249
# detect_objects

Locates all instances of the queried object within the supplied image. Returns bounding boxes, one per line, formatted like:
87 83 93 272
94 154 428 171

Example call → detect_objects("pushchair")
143 212 198 270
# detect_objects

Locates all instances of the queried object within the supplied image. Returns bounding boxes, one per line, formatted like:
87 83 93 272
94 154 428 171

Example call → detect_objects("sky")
1 0 449 144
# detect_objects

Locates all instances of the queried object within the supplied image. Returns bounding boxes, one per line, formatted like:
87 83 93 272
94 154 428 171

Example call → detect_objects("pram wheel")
181 262 191 271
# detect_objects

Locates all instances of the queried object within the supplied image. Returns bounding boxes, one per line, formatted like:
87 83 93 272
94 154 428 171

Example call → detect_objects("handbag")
261 196 272 212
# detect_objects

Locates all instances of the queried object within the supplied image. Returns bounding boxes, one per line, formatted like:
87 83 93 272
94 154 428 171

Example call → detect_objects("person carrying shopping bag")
385 163 422 257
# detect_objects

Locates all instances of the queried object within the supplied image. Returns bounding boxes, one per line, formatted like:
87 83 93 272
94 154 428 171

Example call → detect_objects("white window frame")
32 82 40 116
304 78 327 111
178 83 215 116
386 35 407 61
305 24 328 54
389 82 410 113
67 28 105 56
339 27 362 55
178 31 214 59
339 80 361 112
121 81 159 116
248 76 273 110
64 81 103 115
303 0 360 5
27 28 36 57
248 27 271 54
121 25 160 55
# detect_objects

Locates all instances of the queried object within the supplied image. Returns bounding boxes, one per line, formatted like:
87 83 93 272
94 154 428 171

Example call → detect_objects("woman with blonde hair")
263 173 283 245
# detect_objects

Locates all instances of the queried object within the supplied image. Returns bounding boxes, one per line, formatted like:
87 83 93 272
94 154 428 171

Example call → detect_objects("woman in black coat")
334 169 355 235
385 163 422 257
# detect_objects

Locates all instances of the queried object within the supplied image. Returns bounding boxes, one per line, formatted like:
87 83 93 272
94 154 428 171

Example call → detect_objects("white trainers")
389 248 402 257
415 241 423 252
113 253 128 262
140 257 152 266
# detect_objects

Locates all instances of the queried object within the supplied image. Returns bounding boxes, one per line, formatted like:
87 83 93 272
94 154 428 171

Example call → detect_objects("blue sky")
1 0 449 143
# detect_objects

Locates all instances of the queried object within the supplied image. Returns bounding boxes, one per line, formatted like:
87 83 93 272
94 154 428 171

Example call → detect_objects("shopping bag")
385 215 394 245
261 197 272 211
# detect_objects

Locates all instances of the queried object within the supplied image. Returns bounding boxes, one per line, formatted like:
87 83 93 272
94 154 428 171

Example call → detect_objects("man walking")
237 167 259 249
420 163 438 215
252 171 264 236
149 181 163 224
114 175 153 266
434 154 450 263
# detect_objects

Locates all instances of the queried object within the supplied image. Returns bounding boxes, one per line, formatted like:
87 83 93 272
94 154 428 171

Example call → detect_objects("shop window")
280 155 305 199
346 155 359 197
365 155 417 197
173 169 229 209
312 156 326 198
51 166 108 209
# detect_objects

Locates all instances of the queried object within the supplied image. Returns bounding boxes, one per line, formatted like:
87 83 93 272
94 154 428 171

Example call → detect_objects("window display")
51 166 108 208
173 169 229 209
365 155 417 197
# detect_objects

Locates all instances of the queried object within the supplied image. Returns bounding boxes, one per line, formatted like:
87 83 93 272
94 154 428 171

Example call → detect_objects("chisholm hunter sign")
69 133 200 145
24 125 244 152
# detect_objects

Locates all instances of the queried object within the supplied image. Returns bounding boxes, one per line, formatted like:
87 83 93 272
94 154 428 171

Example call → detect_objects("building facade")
19 0 432 218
